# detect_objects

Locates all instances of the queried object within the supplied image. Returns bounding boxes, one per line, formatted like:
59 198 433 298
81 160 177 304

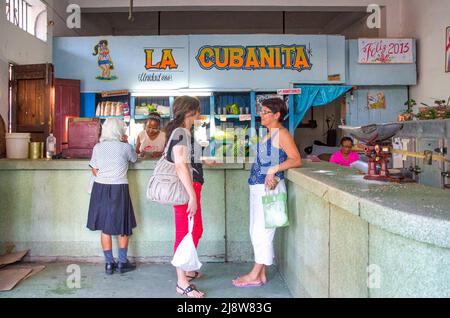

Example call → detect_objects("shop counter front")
0 159 253 263
1 159 449 298
279 162 450 298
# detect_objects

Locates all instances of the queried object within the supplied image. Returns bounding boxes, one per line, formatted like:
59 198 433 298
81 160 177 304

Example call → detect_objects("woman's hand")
187 196 198 217
203 159 221 167
151 151 163 159
92 168 99 177
265 174 279 190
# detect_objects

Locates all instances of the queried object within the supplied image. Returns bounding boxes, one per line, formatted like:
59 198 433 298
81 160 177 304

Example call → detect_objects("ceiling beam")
321 11 368 34
79 6 371 13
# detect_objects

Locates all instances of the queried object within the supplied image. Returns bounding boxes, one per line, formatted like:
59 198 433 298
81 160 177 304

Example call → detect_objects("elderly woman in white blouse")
87 118 138 275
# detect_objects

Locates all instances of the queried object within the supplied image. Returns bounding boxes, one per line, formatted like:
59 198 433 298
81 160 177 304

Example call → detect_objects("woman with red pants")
164 96 205 298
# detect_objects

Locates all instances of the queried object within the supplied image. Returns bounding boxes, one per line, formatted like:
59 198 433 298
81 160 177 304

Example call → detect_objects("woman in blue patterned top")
233 98 302 288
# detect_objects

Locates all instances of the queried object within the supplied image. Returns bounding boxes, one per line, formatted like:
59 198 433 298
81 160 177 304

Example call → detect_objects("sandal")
186 271 203 282
176 284 203 298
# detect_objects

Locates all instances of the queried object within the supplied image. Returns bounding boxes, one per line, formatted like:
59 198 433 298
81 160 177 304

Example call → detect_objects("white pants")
249 180 286 266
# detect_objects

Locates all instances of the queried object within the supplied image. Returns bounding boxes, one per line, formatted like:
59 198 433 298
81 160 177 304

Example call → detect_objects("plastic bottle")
46 133 56 159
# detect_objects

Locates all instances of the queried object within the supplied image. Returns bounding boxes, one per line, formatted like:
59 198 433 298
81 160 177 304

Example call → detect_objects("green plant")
213 125 253 158
147 104 157 113
415 107 438 120
404 99 416 113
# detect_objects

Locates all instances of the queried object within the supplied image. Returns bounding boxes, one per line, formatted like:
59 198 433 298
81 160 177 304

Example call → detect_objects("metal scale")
339 123 414 183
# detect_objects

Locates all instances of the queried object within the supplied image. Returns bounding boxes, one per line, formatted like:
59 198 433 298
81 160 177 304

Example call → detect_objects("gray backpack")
146 128 193 205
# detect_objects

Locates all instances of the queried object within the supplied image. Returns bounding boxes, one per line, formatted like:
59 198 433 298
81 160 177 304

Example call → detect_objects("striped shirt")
89 141 138 185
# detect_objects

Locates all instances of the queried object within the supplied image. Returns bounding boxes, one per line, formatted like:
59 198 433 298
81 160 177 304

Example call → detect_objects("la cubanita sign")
53 34 346 92
195 45 312 72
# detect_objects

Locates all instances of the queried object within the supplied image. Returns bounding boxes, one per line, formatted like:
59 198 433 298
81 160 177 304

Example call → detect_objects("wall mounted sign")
54 36 189 92
368 91 386 109
195 45 312 72
101 90 129 97
277 88 302 95
358 38 414 64
190 35 343 89
54 35 346 92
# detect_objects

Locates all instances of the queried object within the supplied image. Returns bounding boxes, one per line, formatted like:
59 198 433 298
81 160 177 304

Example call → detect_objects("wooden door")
11 64 54 142
54 79 81 153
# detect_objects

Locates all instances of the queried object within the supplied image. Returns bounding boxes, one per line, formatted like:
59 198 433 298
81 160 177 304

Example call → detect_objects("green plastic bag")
262 190 289 229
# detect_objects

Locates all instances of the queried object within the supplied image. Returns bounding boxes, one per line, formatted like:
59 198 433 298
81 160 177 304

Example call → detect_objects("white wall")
402 0 450 108
0 0 65 130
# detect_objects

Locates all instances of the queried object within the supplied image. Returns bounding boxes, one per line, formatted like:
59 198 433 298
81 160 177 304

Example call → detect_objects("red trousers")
173 182 203 253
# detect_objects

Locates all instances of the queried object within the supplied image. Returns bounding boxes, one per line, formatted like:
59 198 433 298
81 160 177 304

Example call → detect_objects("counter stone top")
0 159 244 170
287 162 450 248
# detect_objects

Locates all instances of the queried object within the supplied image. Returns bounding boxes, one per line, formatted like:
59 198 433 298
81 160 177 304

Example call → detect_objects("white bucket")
5 133 31 159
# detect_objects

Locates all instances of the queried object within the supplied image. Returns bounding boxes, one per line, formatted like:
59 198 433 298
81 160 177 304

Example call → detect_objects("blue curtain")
293 85 352 128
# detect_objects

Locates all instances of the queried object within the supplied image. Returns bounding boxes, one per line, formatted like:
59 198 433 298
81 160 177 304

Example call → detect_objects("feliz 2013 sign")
358 38 414 64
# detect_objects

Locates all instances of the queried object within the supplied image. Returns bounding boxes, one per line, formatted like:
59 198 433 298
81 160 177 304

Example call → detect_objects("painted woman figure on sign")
93 40 116 80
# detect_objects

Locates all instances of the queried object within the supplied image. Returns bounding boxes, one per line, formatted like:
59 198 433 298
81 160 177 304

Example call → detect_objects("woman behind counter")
136 113 166 159
329 137 360 167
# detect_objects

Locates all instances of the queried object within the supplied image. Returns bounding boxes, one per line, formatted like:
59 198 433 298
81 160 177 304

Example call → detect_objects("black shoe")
117 260 136 274
105 262 116 275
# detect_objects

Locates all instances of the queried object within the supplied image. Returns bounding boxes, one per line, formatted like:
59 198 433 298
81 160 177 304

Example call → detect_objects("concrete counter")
0 159 252 263
1 159 449 297
287 162 450 248
278 161 450 298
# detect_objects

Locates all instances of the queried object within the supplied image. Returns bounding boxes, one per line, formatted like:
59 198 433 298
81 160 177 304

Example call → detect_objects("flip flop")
232 279 264 288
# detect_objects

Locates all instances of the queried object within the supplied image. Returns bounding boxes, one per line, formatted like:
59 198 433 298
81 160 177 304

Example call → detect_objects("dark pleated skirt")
87 182 137 236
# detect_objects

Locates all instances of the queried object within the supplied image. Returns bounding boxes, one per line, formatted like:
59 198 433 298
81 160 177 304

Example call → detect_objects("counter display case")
84 90 298 158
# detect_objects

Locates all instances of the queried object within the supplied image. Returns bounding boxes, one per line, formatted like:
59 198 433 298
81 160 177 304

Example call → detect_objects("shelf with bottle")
94 92 130 119
212 92 251 119
133 96 171 120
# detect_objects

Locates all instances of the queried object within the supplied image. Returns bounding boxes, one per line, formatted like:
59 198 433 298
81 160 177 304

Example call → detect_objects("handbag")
146 128 193 205
262 184 289 229
171 216 203 272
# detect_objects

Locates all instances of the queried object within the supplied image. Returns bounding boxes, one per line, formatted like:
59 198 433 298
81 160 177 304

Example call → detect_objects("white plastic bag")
171 216 202 272
87 176 96 194
263 184 289 229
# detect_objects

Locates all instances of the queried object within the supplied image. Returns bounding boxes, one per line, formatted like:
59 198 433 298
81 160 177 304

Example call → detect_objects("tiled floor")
0 262 292 298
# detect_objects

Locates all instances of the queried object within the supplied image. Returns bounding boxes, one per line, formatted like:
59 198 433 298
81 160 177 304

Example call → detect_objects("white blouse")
89 141 138 185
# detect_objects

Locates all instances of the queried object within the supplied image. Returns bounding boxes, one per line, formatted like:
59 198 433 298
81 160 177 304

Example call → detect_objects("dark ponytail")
93 44 99 56
93 40 108 56
164 96 200 144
